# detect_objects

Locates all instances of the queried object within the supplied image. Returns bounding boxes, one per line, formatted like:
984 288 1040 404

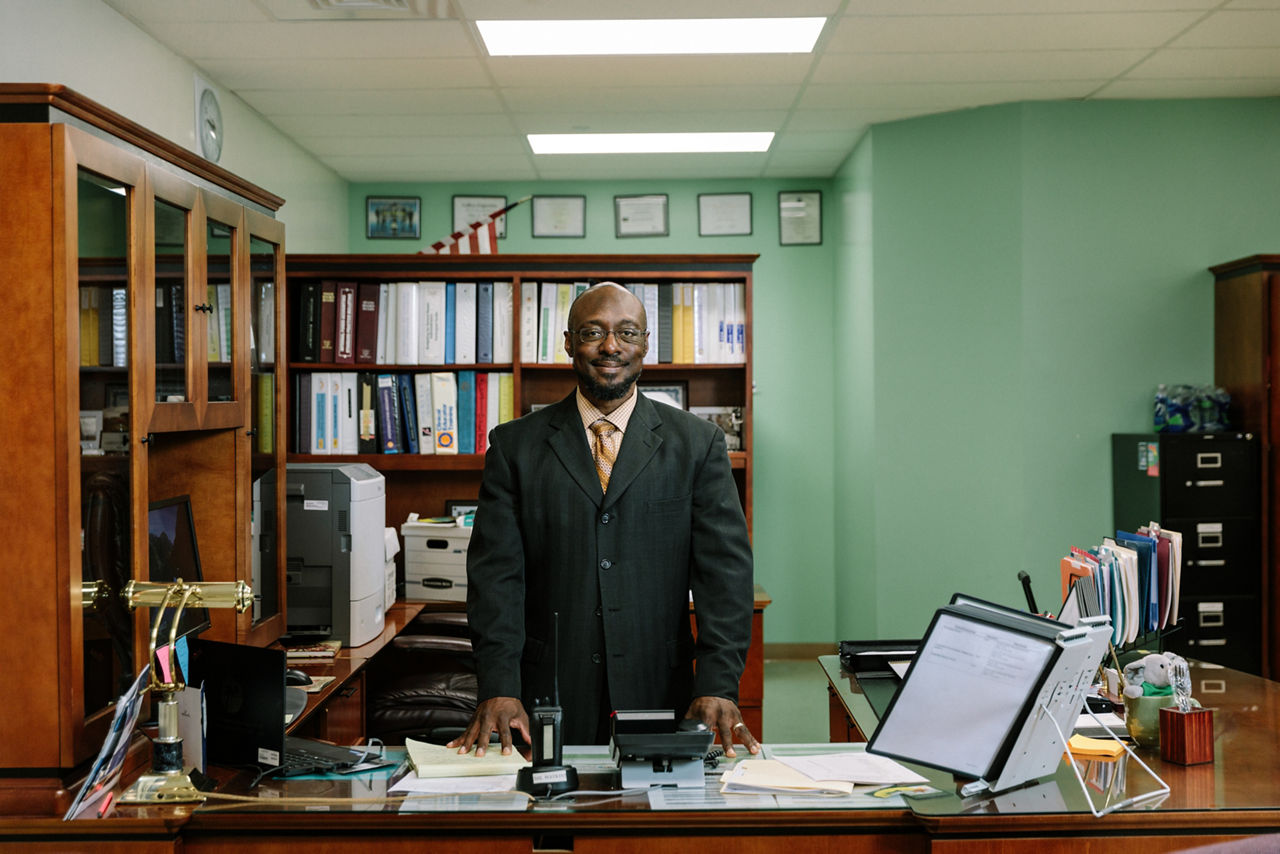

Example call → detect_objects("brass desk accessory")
118 579 252 804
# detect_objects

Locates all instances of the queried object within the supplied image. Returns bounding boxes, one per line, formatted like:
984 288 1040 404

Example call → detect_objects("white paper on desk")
405 737 529 777
889 660 911 679
398 792 530 812
390 773 517 794
650 786 775 810
720 759 855 795
774 752 927 786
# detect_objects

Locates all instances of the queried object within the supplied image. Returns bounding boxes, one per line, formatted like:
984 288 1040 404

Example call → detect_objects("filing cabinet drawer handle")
1196 452 1222 469
1192 559 1226 567
1199 612 1225 627
1186 479 1224 488
1197 531 1223 548
1194 638 1227 646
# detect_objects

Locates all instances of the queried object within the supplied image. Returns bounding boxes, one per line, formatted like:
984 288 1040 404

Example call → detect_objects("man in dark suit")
450 282 758 757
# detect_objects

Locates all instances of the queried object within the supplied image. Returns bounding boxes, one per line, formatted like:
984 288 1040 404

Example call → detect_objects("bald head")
567 282 647 333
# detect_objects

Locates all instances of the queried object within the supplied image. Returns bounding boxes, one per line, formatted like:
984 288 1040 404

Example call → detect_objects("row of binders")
295 370 514 456
295 280 747 368
81 280 278 370
1059 522 1183 647
78 286 128 368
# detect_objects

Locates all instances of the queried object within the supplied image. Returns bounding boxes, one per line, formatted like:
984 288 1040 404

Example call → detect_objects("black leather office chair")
365 611 478 745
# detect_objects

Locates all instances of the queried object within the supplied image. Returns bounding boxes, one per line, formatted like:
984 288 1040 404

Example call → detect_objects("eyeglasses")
573 327 648 345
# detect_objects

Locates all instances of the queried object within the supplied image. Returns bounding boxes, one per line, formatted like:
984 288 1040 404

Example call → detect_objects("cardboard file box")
401 520 472 602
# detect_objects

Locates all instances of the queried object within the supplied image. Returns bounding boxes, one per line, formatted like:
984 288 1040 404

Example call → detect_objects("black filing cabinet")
1111 432 1261 674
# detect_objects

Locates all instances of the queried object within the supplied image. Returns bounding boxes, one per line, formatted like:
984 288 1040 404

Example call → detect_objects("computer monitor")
146 495 211 641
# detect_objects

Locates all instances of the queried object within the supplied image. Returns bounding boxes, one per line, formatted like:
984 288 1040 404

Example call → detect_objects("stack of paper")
720 751 927 796
405 737 529 778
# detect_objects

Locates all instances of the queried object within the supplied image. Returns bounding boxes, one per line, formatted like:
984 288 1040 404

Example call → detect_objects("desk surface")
821 653 1280 840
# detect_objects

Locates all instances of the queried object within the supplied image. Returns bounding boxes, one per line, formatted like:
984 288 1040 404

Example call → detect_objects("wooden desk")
283 600 426 744
821 654 1280 850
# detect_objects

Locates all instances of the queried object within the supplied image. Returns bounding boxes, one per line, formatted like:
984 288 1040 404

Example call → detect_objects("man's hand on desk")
686 696 760 758
448 697 531 758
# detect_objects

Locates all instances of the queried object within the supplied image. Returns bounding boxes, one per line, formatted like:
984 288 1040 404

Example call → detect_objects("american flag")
421 196 529 256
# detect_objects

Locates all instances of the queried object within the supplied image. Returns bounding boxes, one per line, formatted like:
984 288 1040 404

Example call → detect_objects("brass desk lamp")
117 578 252 804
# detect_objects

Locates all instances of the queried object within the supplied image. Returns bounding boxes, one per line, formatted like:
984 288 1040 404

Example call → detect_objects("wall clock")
194 76 223 163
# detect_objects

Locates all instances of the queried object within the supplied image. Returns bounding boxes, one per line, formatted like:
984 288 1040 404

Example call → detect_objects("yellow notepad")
1067 734 1125 758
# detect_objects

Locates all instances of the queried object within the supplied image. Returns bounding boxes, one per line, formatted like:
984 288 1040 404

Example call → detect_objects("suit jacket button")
600 513 610 524
600 559 612 569
592 653 602 664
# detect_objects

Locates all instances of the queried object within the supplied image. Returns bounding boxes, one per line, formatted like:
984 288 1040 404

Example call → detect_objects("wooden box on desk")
1160 706 1215 765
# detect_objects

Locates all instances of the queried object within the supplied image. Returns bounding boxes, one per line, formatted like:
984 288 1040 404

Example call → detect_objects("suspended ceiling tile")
812 49 1150 84
485 54 816 89
322 153 538 181
532 153 770 181
1127 47 1280 78
841 0 1220 12
103 0 270 23
502 85 801 113
241 88 503 116
798 80 1100 110
1170 10 1280 48
141 19 476 60
762 148 851 176
1096 78 1280 97
511 110 788 134
272 113 519 138
772 131 863 152
305 133 526 157
824 12 1204 53
197 56 487 90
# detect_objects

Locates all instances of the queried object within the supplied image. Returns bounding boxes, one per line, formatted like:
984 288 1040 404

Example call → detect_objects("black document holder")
866 593 1111 796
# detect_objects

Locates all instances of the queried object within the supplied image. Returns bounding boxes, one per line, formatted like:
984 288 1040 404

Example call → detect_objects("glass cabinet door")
73 156 143 742
154 197 189 405
243 210 286 644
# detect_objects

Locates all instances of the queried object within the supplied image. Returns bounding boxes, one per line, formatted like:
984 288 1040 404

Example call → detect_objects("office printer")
279 462 386 647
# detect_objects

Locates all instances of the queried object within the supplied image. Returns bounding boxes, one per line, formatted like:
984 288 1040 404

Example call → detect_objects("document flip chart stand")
867 594 1112 798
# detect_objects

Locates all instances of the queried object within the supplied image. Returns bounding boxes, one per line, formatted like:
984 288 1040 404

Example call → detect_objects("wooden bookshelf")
283 253 756 580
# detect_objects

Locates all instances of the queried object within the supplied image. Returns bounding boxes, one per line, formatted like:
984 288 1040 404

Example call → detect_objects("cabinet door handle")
338 683 359 698
1186 479 1224 488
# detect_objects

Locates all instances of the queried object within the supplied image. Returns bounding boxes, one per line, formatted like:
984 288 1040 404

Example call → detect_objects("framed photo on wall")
778 190 822 246
366 196 421 240
453 195 507 238
614 194 669 238
698 193 752 236
532 195 586 238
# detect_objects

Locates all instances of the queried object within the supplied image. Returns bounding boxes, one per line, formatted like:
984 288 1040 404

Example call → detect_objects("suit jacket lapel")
602 393 661 510
546 395 605 504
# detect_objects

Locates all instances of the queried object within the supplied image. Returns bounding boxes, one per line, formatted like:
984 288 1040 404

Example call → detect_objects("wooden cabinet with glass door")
0 84 286 815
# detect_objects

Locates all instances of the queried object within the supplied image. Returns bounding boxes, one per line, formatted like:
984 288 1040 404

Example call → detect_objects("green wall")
348 178 839 646
834 98 1280 641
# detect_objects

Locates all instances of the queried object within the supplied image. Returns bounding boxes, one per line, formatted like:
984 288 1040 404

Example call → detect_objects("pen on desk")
97 791 114 818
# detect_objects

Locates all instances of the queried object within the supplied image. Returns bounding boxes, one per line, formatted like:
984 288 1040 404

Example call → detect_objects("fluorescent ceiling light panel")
528 132 774 155
478 18 825 56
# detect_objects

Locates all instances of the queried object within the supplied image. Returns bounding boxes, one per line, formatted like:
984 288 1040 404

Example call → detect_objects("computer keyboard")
275 737 363 777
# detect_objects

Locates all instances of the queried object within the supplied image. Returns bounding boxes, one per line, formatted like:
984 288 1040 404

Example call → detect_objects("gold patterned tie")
590 419 619 493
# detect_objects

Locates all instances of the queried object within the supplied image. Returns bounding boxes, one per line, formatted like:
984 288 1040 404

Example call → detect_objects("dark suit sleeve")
466 424 527 702
686 425 754 701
